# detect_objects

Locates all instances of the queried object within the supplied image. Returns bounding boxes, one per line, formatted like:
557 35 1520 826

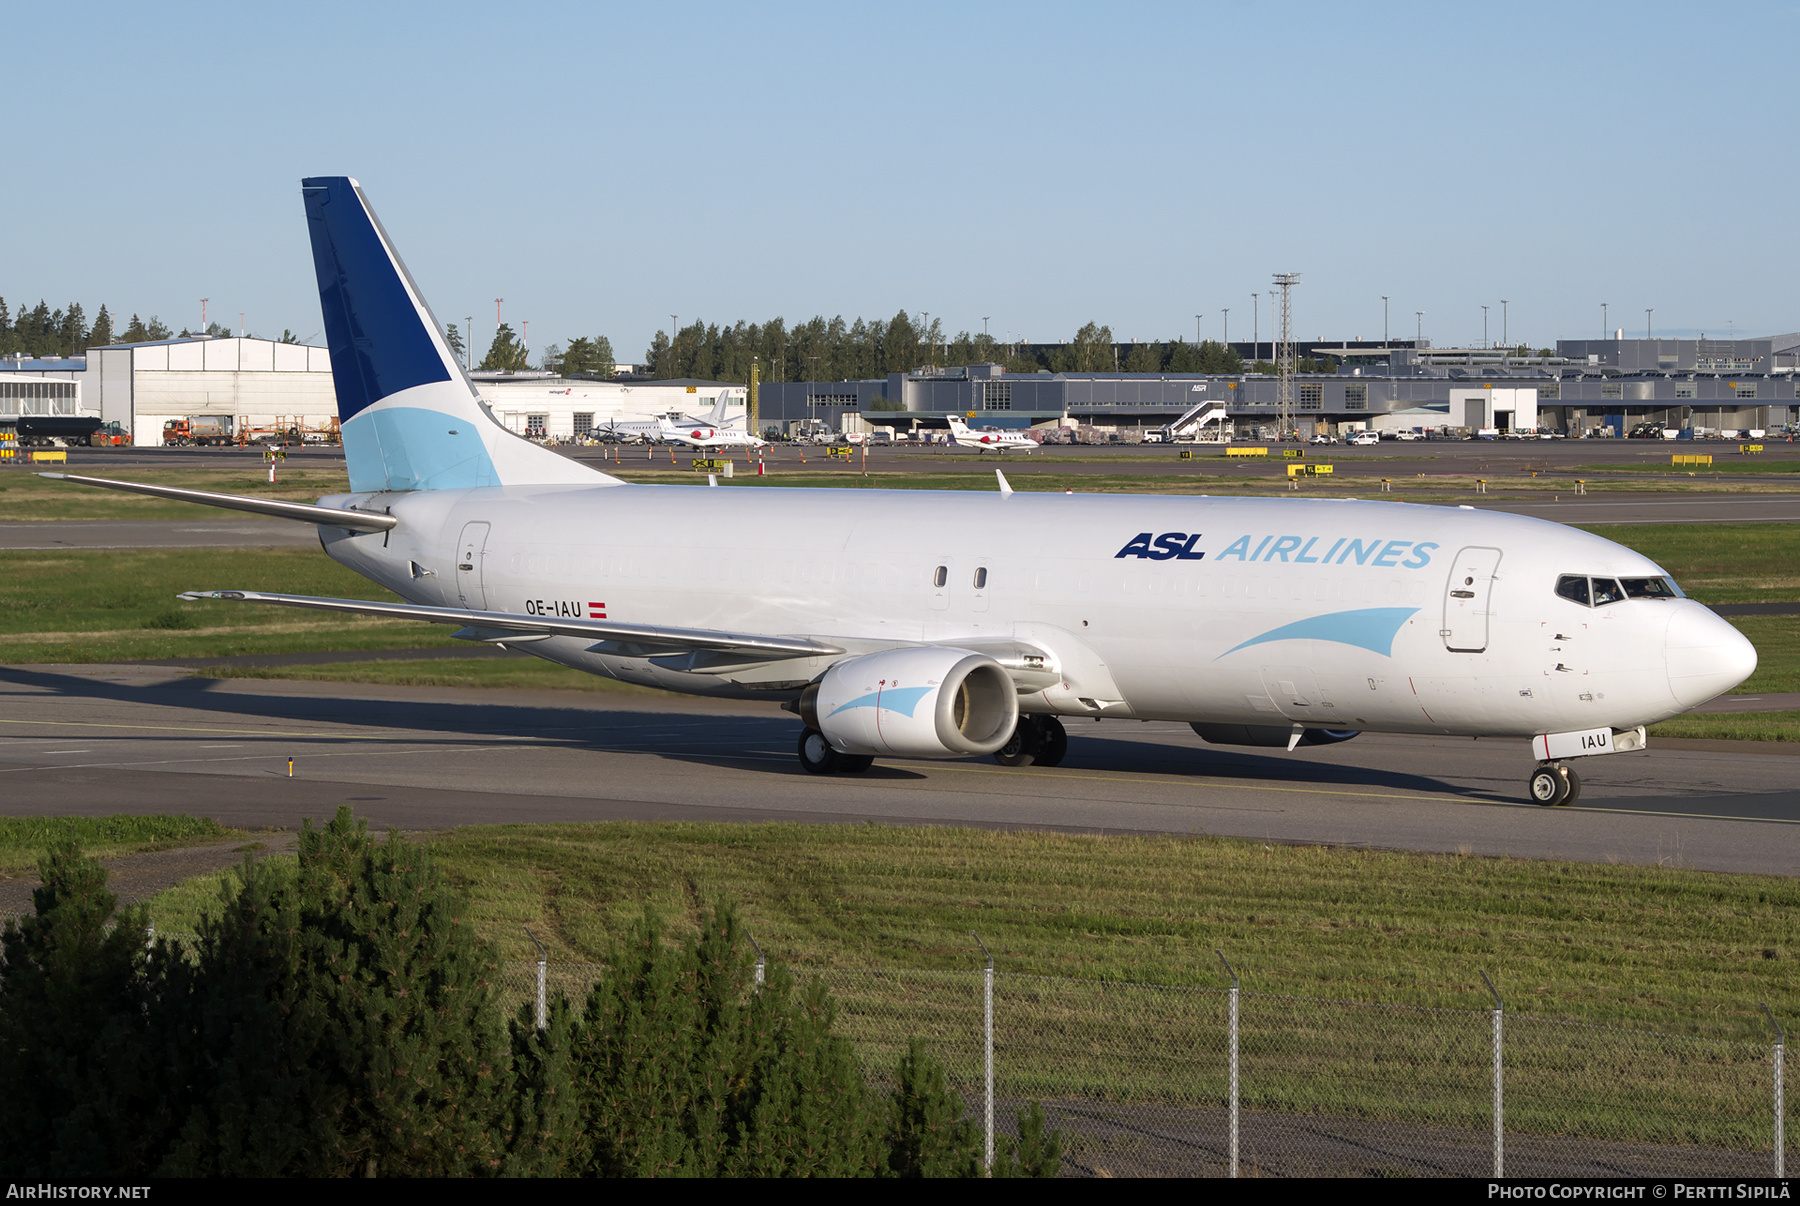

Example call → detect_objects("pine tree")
89 305 114 348
144 316 172 340
481 323 529 370
884 1038 982 1178
0 844 165 1178
567 901 884 1177
443 322 465 363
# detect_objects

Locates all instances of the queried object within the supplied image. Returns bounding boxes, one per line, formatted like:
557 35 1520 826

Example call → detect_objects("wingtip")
996 469 1014 496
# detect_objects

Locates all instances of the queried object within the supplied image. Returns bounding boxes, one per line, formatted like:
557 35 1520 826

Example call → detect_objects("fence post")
749 933 765 993
524 927 547 1034
1766 1004 1786 1179
1482 970 1504 1179
1217 951 1239 1179
972 931 994 1176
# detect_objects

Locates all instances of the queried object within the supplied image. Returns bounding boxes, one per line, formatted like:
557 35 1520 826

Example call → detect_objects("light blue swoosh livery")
1218 607 1419 659
343 407 500 493
829 685 934 718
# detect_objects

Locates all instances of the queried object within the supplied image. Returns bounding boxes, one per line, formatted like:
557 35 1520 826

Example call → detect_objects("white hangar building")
1 337 747 445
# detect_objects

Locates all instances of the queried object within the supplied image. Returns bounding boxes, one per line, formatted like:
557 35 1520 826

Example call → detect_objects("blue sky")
6 1 1796 363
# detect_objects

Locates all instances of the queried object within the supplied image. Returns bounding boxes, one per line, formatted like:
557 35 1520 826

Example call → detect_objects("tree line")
0 807 1062 1178
1 296 308 358
642 313 1248 383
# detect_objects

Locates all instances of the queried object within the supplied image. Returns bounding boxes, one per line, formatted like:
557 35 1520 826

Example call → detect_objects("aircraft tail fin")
301 176 619 493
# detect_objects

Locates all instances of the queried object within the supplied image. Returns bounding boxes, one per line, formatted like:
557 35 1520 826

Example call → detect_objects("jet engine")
800 647 1019 758
1189 723 1362 748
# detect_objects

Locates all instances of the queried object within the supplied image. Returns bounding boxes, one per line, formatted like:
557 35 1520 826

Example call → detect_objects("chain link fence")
492 958 1788 1179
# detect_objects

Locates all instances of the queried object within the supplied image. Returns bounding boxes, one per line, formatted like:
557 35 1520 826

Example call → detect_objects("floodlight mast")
1273 274 1299 439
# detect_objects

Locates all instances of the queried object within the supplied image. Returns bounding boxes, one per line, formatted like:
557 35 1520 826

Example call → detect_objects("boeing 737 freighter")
45 177 1758 805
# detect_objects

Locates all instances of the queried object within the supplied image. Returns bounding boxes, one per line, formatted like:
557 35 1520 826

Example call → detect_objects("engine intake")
802 647 1019 758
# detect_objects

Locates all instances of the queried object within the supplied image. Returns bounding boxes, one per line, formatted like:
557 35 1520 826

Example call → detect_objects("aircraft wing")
40 473 398 533
175 590 844 659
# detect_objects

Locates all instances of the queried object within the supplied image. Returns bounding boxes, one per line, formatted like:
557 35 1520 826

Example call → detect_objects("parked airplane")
600 393 749 445
44 177 1758 805
658 415 768 451
945 415 1038 453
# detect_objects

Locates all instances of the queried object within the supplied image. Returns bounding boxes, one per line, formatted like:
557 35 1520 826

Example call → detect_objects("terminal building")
755 335 1800 439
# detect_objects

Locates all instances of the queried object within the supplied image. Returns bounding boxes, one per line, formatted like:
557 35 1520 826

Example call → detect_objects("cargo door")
456 521 491 610
1442 546 1502 653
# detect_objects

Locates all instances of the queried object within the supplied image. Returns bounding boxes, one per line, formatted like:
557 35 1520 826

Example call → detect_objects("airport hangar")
0 337 745 444
753 335 1800 439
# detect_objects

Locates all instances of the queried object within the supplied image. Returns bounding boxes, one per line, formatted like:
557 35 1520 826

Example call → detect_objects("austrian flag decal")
589 602 607 619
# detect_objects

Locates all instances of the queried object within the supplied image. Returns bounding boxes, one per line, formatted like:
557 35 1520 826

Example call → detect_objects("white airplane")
657 415 767 451
44 177 1758 806
945 415 1037 453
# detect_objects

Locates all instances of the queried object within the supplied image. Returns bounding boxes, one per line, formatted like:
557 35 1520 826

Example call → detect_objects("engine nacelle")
1189 723 1361 748
802 647 1019 758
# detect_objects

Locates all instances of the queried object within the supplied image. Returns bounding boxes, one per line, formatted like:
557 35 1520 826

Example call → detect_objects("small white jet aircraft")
657 415 768 452
945 415 1038 454
45 177 1758 806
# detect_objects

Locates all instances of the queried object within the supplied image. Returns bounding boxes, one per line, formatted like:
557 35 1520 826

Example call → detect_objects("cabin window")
933 566 948 588
973 567 988 589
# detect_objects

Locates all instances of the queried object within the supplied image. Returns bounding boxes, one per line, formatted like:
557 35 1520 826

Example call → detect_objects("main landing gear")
993 715 1069 768
1528 763 1582 807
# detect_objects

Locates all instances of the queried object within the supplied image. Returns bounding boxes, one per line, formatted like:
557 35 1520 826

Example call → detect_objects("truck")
162 415 235 447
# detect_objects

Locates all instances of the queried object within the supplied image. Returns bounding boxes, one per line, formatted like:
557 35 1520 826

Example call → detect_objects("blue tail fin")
301 176 617 493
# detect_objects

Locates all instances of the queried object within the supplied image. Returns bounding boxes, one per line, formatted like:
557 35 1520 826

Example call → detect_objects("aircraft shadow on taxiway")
0 666 1472 797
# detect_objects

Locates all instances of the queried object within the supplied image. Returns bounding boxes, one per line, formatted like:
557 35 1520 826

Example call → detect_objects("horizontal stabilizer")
40 473 397 533
176 590 844 659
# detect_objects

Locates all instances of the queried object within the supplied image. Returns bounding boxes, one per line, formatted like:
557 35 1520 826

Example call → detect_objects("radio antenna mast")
1273 273 1300 439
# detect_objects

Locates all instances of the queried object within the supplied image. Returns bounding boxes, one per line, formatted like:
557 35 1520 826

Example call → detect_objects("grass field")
1649 710 1800 741
1588 523 1800 604
0 814 233 878
135 821 1796 1044
0 547 459 663
1 463 354 520
207 656 674 694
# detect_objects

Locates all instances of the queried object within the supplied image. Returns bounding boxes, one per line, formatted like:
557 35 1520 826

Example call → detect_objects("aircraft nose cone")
1665 604 1758 710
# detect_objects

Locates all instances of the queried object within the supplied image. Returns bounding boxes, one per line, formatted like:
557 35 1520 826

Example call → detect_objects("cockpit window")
1622 577 1679 599
1557 574 1684 606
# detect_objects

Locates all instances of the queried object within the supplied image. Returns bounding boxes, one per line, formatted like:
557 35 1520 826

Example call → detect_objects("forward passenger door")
1442 546 1502 653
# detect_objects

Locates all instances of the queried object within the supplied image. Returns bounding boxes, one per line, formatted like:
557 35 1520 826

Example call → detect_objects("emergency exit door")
456 522 490 610
1442 546 1502 653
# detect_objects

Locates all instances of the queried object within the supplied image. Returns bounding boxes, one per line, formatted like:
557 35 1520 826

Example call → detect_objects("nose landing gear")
797 729 873 775
1528 763 1582 807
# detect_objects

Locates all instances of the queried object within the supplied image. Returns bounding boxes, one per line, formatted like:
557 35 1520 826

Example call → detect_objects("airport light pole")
1501 299 1509 351
1382 296 1389 344
1222 309 1229 346
1602 303 1608 339
1416 312 1423 344
464 317 472 370
1195 314 1203 345
1482 305 1489 350
1251 294 1259 361
201 298 208 334
1646 309 1653 340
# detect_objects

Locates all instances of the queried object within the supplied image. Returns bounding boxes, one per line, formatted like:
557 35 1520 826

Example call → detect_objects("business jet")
657 416 768 451
946 415 1037 453
43 177 1758 806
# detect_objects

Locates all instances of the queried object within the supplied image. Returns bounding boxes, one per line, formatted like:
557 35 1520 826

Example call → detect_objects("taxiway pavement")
2 665 1793 876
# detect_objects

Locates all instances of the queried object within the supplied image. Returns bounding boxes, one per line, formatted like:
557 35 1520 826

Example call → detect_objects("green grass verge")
134 821 1796 1150
1585 523 1800 604
205 656 679 695
0 814 232 878
1650 710 1800 741
2 464 354 520
0 547 459 663
1576 458 1800 474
